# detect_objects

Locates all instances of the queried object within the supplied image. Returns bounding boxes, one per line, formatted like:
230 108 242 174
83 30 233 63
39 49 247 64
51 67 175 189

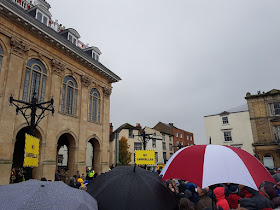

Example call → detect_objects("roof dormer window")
36 10 49 25
68 34 77 45
92 52 99 61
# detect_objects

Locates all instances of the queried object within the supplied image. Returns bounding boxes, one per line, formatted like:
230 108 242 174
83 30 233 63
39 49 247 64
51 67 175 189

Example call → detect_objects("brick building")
245 89 280 168
153 122 194 153
0 0 120 185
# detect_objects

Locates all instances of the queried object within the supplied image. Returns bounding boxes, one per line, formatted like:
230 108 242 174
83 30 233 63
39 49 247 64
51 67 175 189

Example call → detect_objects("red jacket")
228 193 241 209
214 187 230 210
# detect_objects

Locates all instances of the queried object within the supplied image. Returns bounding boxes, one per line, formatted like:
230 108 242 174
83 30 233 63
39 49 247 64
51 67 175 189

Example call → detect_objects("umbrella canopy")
87 165 177 210
160 145 276 191
0 179 98 210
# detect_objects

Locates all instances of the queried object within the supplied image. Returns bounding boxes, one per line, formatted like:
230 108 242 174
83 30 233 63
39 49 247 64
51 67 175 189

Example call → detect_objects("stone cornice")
0 0 121 83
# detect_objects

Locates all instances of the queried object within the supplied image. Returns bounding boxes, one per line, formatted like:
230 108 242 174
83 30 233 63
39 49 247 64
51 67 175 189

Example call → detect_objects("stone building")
246 89 280 169
0 0 120 185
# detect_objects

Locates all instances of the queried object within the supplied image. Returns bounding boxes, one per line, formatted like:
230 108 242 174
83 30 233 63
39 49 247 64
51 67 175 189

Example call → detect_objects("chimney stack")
110 123 113 134
169 123 174 127
136 123 141 129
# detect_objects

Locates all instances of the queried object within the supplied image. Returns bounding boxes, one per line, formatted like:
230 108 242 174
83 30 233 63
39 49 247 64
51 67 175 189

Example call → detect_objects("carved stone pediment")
81 75 92 88
103 87 112 98
52 59 65 76
10 36 30 56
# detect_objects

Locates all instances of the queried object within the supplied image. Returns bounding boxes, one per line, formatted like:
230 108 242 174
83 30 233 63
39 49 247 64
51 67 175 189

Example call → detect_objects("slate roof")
0 0 121 83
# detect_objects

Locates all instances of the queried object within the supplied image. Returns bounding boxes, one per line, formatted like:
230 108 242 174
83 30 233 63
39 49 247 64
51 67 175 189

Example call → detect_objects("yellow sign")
23 134 40 167
157 164 165 170
135 150 155 165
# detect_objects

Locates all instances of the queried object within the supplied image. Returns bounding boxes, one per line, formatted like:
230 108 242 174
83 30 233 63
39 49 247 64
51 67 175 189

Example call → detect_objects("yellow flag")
23 133 40 167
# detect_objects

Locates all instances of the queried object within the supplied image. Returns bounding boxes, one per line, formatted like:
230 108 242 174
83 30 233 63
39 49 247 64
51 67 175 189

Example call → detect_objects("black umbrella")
0 179 98 210
87 166 177 210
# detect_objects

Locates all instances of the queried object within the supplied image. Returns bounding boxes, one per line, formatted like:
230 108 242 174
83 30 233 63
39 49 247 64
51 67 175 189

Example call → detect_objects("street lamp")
9 92 54 136
134 130 162 150
9 91 54 179
134 130 162 170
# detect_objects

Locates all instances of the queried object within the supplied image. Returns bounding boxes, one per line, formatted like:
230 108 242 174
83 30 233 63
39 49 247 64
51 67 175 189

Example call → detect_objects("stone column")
0 37 29 185
100 87 111 173
39 59 65 181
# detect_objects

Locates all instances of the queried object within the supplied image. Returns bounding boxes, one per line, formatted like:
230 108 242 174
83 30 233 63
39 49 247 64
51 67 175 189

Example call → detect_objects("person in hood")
213 187 230 210
243 186 274 210
227 185 241 209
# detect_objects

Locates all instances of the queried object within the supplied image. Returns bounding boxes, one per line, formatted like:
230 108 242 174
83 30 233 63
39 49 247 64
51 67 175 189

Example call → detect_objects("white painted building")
204 104 254 155
144 127 164 171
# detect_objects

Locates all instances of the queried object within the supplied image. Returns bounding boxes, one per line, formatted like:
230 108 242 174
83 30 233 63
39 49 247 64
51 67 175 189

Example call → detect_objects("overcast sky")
47 0 280 144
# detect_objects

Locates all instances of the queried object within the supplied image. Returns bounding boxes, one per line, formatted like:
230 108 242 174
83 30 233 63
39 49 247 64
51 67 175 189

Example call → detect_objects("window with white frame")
134 142 142 151
180 142 183 147
170 153 173 157
36 10 49 25
269 102 280 116
190 136 192 141
152 139 156 148
263 154 274 169
22 58 47 103
162 134 165 141
0 44 3 71
187 136 189 140
162 142 166 150
176 133 178 137
61 76 78 116
222 116 229 124
68 34 77 45
180 133 182 138
273 126 280 141
155 152 158 162
176 140 179 146
169 136 172 142
89 88 101 123
223 130 232 142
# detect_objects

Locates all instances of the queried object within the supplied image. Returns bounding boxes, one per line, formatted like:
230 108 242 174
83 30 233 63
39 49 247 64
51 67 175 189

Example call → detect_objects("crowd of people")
10 167 98 192
164 179 280 210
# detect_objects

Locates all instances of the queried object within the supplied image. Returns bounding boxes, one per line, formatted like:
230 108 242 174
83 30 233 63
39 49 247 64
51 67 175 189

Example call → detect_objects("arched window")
22 58 47 102
263 154 274 169
61 76 78 116
89 88 100 123
0 44 3 71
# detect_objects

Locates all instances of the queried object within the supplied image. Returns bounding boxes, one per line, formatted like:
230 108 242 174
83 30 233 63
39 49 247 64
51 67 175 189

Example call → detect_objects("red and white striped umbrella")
160 145 275 191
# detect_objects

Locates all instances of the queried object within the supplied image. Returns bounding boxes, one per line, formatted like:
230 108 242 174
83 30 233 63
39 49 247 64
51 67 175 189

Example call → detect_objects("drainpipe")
116 131 119 165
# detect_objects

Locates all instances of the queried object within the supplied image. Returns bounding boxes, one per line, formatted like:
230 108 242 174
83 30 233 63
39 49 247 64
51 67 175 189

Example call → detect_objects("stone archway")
86 138 101 174
56 133 76 176
12 126 42 181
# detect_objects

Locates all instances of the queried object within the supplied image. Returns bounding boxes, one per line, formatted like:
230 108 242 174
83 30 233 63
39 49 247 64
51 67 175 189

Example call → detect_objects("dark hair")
41 177 47 181
178 198 195 210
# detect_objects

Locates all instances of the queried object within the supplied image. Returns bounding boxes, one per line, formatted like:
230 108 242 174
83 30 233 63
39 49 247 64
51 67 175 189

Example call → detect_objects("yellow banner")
24 134 40 167
135 150 155 165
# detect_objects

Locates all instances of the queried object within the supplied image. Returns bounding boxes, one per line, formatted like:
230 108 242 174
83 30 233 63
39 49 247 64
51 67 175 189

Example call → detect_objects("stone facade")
245 89 280 168
0 0 120 185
